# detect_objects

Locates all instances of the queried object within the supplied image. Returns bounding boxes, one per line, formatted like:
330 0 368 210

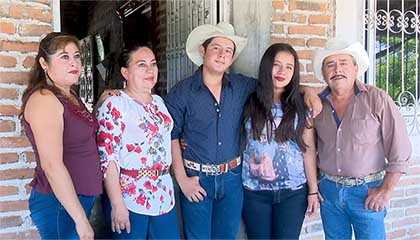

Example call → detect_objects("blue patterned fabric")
242 103 307 190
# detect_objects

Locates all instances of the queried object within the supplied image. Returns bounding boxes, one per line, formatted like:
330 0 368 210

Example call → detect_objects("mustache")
331 74 346 80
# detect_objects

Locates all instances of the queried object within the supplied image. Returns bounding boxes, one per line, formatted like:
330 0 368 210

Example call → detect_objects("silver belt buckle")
210 165 222 175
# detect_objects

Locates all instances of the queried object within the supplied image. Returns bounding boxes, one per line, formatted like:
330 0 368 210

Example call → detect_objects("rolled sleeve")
379 92 411 173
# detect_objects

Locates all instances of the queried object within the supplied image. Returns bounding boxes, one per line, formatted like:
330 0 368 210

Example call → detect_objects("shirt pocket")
350 118 379 145
231 106 244 131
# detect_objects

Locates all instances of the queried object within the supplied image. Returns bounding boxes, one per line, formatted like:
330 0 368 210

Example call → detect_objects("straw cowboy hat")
312 38 369 81
186 22 248 66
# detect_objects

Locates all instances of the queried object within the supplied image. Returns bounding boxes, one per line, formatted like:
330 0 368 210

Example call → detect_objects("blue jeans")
180 166 244 239
242 184 308 239
102 193 181 239
319 178 386 240
28 189 97 239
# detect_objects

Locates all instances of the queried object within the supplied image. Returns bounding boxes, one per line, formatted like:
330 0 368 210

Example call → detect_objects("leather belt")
120 168 170 178
320 170 385 187
183 156 241 175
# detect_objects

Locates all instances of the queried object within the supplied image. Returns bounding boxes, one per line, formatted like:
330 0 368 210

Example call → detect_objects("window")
364 0 420 136
166 0 231 90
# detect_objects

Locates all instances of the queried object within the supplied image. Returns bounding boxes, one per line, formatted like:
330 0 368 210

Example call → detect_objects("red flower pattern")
98 96 174 216
143 181 152 190
105 121 114 130
111 107 121 120
136 194 146 206
126 144 135 152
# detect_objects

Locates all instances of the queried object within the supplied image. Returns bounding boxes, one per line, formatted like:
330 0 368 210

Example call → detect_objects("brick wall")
0 0 51 238
1 0 418 239
271 1 420 239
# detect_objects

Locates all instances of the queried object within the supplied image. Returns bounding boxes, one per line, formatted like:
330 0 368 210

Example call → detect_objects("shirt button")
218 142 222 146
216 109 220 112
332 110 335 113
214 102 218 106
338 128 341 132
338 168 342 172
337 148 341 152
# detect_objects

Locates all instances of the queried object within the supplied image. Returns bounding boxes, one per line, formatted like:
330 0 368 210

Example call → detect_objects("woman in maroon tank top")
20 32 102 240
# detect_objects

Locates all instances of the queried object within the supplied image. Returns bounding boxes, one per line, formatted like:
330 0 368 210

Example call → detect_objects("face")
322 54 358 92
200 37 235 75
272 51 295 95
121 47 158 92
40 42 82 88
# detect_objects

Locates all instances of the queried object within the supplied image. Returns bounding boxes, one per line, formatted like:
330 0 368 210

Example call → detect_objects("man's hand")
178 176 207 202
303 88 323 118
111 203 131 234
364 172 401 212
364 187 392 212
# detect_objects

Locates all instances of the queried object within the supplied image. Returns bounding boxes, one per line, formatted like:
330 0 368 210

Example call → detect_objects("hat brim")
312 42 369 81
186 24 248 66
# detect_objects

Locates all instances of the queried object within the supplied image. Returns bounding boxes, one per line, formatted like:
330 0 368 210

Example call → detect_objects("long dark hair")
20 32 81 118
242 43 309 151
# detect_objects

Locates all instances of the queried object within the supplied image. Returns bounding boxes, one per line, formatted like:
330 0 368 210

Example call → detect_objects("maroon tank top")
23 93 103 196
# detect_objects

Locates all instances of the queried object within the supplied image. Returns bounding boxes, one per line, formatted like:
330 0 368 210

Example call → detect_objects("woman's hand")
111 203 131 234
75 218 94 240
306 192 323 217
94 89 121 112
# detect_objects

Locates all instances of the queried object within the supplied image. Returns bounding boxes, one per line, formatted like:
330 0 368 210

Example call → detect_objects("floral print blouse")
97 92 175 216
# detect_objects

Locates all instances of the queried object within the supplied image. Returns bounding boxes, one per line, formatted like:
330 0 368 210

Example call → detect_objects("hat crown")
215 22 235 36
325 38 351 51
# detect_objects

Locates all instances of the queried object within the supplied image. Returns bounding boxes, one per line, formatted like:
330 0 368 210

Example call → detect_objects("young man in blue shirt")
165 22 254 239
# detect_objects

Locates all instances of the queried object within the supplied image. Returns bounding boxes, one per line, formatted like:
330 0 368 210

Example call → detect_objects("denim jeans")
242 184 308 239
179 166 244 239
28 189 97 239
101 193 181 239
319 178 386 240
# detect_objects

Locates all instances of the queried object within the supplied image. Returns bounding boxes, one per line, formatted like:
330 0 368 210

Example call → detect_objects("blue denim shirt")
165 67 256 165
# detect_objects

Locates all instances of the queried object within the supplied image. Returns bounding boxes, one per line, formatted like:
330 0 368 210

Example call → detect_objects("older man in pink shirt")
312 38 411 240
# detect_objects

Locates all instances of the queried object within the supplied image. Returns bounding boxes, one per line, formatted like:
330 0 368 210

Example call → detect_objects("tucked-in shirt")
97 92 175 216
242 103 306 191
165 67 256 165
24 94 103 196
314 80 411 177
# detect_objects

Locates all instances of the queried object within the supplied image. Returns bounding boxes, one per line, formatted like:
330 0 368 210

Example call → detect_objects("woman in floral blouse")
96 45 180 239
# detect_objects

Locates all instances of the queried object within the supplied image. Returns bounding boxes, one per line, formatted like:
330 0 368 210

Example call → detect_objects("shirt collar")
191 66 232 92
320 80 367 99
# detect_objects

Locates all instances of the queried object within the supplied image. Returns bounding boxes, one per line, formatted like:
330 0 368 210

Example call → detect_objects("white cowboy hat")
312 38 369 81
185 22 248 66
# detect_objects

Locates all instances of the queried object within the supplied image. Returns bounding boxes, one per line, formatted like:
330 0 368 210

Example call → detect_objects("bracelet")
308 192 318 196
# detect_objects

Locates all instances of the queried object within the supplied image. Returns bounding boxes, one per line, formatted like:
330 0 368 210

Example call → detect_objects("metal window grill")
166 0 217 91
364 0 420 136
166 0 232 91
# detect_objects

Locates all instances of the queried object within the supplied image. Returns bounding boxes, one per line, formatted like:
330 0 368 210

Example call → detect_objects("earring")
44 69 54 86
